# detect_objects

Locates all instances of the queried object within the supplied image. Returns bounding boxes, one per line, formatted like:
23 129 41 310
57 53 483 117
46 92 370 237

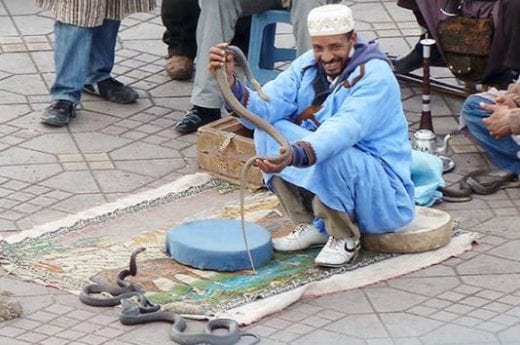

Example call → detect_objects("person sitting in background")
461 81 520 175
209 4 415 266
174 0 339 135
161 0 252 80
36 0 155 127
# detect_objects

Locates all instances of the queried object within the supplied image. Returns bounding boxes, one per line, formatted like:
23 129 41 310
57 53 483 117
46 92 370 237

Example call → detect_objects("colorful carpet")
0 173 478 325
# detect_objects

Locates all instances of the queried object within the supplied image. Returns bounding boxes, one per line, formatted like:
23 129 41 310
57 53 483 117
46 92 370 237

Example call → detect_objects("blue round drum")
165 219 273 271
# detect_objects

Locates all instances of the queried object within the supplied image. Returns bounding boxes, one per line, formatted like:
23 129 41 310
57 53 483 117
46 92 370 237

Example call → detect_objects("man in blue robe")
209 4 415 267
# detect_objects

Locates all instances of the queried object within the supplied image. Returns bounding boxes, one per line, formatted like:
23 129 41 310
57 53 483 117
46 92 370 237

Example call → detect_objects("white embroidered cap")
307 4 355 37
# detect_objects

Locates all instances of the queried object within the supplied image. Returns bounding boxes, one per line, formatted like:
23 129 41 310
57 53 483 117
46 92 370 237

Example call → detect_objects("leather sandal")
463 169 519 195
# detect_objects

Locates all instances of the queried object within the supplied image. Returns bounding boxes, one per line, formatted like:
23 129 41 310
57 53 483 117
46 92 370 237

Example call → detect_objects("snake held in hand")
215 45 292 273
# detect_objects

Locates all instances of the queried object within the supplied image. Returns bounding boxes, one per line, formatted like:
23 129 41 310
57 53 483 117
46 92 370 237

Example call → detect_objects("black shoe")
483 69 518 90
40 100 76 127
175 106 221 134
391 37 446 74
83 78 138 104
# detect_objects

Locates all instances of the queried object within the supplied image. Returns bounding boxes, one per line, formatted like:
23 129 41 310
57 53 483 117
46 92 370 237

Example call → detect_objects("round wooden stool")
362 207 452 253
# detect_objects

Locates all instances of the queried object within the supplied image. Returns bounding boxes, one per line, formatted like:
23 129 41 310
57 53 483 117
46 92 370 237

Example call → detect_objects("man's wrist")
291 141 317 167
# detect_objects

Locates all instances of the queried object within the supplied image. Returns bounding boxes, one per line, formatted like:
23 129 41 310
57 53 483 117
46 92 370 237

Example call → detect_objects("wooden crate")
197 117 264 189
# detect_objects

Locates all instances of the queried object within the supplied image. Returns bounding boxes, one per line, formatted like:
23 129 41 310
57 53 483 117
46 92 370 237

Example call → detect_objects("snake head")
120 298 141 315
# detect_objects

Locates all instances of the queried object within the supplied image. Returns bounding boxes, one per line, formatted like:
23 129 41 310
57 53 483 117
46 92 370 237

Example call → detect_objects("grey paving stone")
487 241 520 262
244 324 277 337
430 310 459 322
0 146 56 165
454 315 482 327
461 274 520 294
444 303 475 315
498 295 520 306
51 194 106 213
91 170 154 193
0 104 32 123
9 318 42 331
3 0 40 15
17 331 50 343
54 329 85 341
0 218 16 231
40 171 100 194
20 133 79 155
33 324 62 336
72 132 131 153
262 318 293 330
290 329 366 344
365 287 428 313
380 312 442 338
0 326 26 337
40 338 68 345
420 324 498 345
482 301 513 314
283 323 315 335
472 217 520 240
467 309 498 321
15 292 54 318
81 98 153 118
326 314 389 338
0 74 48 95
0 336 31 345
388 277 460 297
118 322 180 345
310 289 373 314
12 15 54 35
498 323 520 344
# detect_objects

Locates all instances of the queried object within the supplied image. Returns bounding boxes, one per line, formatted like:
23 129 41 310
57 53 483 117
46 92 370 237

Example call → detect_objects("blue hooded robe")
231 39 415 234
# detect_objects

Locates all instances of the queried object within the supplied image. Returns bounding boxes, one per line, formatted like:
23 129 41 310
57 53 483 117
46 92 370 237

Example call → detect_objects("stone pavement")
0 0 519 344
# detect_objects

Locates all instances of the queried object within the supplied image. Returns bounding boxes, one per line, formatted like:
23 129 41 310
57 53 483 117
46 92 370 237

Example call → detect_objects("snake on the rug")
80 248 258 345
215 45 292 274
79 247 147 307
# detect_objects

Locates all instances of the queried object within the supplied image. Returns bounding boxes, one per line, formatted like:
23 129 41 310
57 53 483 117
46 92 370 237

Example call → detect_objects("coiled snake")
214 45 293 273
80 248 258 345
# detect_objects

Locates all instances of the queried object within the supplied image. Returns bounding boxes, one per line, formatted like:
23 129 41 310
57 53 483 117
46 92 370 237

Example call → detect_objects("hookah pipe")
417 36 457 173
419 36 435 131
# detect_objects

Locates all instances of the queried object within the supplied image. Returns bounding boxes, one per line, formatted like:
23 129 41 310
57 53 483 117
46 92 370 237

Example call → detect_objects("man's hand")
480 103 513 138
255 147 293 174
209 43 235 86
494 95 517 109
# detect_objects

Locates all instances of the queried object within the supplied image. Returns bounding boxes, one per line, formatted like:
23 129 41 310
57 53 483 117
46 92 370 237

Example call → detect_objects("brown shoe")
165 55 194 80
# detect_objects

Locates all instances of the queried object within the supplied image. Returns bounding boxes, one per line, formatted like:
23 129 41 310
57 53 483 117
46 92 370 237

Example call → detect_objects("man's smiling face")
311 32 356 79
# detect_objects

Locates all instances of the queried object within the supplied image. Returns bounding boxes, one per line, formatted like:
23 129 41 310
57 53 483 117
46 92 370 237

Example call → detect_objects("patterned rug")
0 173 478 325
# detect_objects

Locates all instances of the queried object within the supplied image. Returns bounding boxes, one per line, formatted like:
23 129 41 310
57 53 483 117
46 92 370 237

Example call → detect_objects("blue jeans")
462 95 520 173
51 20 120 104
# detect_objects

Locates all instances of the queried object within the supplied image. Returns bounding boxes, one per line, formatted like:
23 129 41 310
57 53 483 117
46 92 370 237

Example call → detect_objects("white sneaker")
314 237 360 267
272 223 328 252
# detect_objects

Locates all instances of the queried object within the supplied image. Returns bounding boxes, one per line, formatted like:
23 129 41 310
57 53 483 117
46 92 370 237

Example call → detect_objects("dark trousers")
161 0 251 59
501 0 520 70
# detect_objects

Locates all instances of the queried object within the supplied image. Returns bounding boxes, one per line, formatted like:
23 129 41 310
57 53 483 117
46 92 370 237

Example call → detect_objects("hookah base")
439 155 456 173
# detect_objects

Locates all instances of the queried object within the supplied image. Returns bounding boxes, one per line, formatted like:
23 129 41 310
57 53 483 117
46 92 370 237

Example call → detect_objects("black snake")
80 248 257 344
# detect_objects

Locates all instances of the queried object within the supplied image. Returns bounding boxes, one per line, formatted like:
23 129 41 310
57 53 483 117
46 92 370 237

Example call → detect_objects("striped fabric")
35 0 156 27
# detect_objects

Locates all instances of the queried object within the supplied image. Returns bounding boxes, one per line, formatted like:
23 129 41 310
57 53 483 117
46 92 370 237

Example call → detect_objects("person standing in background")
35 0 156 127
161 0 252 81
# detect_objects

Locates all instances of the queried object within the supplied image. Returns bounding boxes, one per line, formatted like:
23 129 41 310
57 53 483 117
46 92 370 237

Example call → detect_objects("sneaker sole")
314 251 359 268
272 242 327 252
40 118 68 127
